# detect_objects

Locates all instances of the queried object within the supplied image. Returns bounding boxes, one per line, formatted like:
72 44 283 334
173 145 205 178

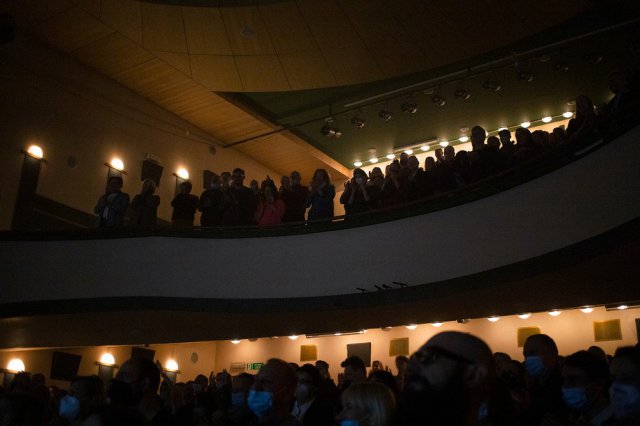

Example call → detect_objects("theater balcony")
2 125 640 349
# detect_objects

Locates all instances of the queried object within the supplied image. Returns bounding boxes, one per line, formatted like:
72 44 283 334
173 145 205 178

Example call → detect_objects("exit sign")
247 362 264 371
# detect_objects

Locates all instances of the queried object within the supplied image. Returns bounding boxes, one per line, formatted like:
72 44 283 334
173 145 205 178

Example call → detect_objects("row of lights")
227 304 631 343
4 353 182 374
351 112 574 167
24 146 193 182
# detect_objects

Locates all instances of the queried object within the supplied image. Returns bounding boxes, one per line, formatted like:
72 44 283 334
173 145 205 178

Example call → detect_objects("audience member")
338 382 396 426
314 360 340 414
394 356 409 392
129 178 160 226
305 169 335 221
171 181 199 227
340 356 367 391
567 94 599 146
222 168 257 226
340 168 372 216
292 364 335 425
199 173 225 227
95 176 130 228
280 171 310 223
255 179 286 226
609 346 640 425
248 358 299 425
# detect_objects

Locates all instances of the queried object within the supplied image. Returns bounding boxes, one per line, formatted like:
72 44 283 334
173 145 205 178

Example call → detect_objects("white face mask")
610 382 640 419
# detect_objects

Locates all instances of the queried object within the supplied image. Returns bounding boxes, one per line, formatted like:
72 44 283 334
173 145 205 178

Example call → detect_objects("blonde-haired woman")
338 382 396 426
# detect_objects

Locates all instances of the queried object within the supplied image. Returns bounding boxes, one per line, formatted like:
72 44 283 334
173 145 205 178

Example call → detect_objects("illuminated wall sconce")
288 335 300 340
487 316 500 322
230 339 241 344
580 307 594 314
459 136 469 143
518 313 532 319
13 145 48 230
1 358 27 389
386 154 396 160
542 116 553 123
95 353 118 383
24 145 45 160
405 324 418 330
161 359 180 383
548 309 562 316
431 322 443 327
353 161 363 167
420 146 429 152
173 168 190 194
104 158 127 181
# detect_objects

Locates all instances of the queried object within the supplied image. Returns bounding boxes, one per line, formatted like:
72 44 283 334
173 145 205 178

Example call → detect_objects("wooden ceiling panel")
141 3 188 53
235 55 291 91
3 0 72 25
279 50 338 90
100 0 143 45
220 6 276 56
181 6 232 55
297 0 384 85
112 58 191 97
259 2 317 54
72 32 155 77
31 6 114 53
155 51 192 77
190 54 243 91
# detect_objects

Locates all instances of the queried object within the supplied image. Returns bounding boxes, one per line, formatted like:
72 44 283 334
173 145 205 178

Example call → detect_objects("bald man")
248 358 300 425
400 331 511 425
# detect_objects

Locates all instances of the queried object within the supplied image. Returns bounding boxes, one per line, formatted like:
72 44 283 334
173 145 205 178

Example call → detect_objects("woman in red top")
255 179 286 226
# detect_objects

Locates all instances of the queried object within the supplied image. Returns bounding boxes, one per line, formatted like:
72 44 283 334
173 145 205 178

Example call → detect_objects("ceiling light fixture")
404 149 413 155
401 102 418 114
548 309 562 316
554 63 569 72
518 313 532 319
454 88 471 100
487 316 500 322
431 322 443 327
459 136 469 142
378 109 393 122
439 140 449 147
321 119 341 138
520 121 531 128
580 307 594 313
563 111 574 118
483 80 502 92
406 324 418 330
386 154 395 160
230 339 241 344
542 116 553 123
351 116 365 129
420 146 429 152
288 335 300 340
353 161 363 167
617 305 628 310
518 72 534 83
370 158 379 164
431 94 446 107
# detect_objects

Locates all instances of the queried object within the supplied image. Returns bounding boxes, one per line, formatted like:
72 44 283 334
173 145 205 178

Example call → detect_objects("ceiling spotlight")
584 54 603 64
459 136 469 142
483 80 502 92
404 149 413 155
369 157 379 164
518 72 534 83
520 121 531 128
381 326 393 331
420 145 429 152
405 324 418 330
617 305 628 310
351 116 365 129
548 309 562 317
542 116 552 123
439 140 449 147
378 109 393 121
230 339 241 344
487 316 500 322
321 119 341 138
386 153 395 160
353 161 363 167
288 335 300 340
457 319 470 324
401 102 418 114
563 111 574 118
454 88 471 100
554 62 569 72
518 313 532 319
431 322 443 327
580 307 594 313
431 94 446 107
538 54 551 63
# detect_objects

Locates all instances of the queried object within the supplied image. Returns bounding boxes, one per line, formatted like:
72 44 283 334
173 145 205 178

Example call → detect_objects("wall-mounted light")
353 161 363 167
386 154 395 160
405 324 418 330
542 116 553 123
176 168 189 180
517 313 532 319
487 316 500 322
99 353 115 366
165 359 179 372
369 158 379 164
95 353 118 383
520 121 531 128
580 307 594 313
404 149 413 155
420 146 429 152
439 140 449 147
7 359 25 372
617 305 628 310
26 145 44 160
459 136 469 143
548 309 562 316
104 158 127 180
563 111 574 118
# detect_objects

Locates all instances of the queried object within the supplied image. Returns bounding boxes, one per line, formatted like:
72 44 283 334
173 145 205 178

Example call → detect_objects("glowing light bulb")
353 161 363 167
439 140 449 147
110 158 124 171
386 154 395 160
459 136 469 143
334 332 342 336
405 324 418 330
404 149 413 155
520 121 531 128
100 353 115 365
288 335 300 340
562 111 573 118
7 359 25 372
369 158 379 164
617 305 628 310
542 116 552 123
165 359 179 371
580 307 594 314
431 322 443 327
487 316 500 322
518 313 531 319
548 310 561 317
27 145 44 159
176 168 189 180
230 339 241 344
420 146 429 152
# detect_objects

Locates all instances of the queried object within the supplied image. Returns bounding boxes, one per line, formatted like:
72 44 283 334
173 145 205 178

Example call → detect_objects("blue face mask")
610 382 640 419
524 356 545 377
247 389 273 418
340 420 359 426
59 395 80 421
562 387 588 411
231 391 245 408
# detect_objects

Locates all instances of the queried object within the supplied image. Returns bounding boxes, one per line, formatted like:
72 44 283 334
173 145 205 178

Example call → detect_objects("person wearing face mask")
340 168 372 218
609 346 640 425
60 375 105 424
248 358 300 425
521 334 567 425
561 350 614 425
291 364 335 425
198 173 225 227
338 382 395 426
